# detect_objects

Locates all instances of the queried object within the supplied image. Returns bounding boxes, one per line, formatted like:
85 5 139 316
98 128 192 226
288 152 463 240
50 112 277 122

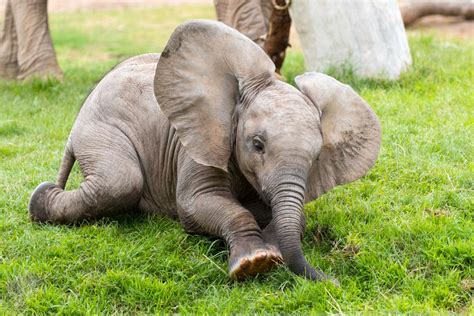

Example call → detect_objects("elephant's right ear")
154 20 275 171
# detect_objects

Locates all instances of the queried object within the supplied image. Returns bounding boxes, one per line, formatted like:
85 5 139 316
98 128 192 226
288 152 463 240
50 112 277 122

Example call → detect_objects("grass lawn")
1 4 473 314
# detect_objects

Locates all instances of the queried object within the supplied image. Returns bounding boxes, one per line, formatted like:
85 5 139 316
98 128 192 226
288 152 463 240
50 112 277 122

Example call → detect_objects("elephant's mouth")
242 168 272 206
259 188 272 207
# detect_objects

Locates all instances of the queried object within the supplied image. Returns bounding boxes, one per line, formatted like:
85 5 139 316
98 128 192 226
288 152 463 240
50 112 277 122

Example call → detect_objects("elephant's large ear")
154 20 275 171
295 72 381 202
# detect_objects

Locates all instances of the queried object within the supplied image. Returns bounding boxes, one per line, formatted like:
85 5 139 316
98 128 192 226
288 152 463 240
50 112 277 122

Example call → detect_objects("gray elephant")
29 20 381 281
0 0 62 80
214 0 273 47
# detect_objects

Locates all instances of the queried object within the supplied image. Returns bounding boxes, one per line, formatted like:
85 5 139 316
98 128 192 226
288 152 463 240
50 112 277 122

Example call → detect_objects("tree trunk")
263 0 291 74
0 0 62 80
400 1 474 27
289 0 412 80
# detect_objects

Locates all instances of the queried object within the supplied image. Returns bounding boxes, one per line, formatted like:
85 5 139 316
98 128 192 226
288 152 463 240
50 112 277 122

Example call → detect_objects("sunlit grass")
1 4 473 313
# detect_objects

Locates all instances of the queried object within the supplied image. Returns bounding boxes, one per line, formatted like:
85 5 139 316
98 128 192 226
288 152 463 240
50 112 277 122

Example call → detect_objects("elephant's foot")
28 182 58 223
229 241 283 280
18 63 63 81
0 61 19 80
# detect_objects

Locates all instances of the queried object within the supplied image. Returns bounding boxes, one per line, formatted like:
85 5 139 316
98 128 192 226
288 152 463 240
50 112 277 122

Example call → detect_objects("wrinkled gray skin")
214 0 273 47
29 20 381 281
0 0 62 80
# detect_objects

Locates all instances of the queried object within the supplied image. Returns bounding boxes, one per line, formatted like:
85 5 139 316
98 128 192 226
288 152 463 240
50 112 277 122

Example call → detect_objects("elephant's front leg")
176 158 282 279
242 199 281 251
178 193 282 280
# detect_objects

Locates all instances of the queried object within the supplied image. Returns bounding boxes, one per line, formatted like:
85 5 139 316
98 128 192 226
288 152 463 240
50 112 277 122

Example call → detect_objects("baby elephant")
29 20 381 281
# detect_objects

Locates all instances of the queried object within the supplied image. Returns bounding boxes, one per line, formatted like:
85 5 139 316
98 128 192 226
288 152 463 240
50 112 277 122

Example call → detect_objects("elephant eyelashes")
252 137 265 153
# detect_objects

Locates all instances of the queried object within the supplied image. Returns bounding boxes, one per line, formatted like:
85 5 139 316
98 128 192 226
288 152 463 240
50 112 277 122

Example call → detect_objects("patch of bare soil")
0 0 211 15
45 0 212 12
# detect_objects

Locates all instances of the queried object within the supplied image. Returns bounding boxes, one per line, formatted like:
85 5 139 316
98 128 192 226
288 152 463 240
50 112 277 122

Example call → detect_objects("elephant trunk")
270 169 325 281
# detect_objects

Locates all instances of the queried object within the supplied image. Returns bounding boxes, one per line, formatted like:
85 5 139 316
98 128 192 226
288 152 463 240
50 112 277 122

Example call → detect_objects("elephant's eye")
252 137 265 153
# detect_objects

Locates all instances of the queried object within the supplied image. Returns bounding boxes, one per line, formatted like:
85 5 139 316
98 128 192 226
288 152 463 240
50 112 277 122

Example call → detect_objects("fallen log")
400 1 474 27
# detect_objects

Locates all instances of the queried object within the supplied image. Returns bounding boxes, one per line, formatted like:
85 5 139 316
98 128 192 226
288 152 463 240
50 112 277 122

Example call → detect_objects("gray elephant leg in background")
176 158 282 280
0 0 19 79
29 128 143 224
214 0 271 47
9 0 62 80
260 0 273 30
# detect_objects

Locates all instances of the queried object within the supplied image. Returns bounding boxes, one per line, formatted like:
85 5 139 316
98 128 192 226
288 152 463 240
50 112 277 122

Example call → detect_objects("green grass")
1 4 473 314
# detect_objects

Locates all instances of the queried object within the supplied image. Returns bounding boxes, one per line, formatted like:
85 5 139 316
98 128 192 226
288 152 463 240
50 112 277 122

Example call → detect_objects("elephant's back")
71 53 181 216
98 53 162 116
115 53 161 69
77 53 164 121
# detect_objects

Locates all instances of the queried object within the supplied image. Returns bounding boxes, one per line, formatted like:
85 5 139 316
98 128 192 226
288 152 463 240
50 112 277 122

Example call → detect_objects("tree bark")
289 0 412 80
400 1 474 27
0 0 62 80
214 0 291 74
263 0 291 74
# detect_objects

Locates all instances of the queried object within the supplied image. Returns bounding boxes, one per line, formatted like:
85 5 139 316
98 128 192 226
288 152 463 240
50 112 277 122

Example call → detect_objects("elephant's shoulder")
99 57 158 98
110 54 160 83
79 55 159 116
98 53 161 91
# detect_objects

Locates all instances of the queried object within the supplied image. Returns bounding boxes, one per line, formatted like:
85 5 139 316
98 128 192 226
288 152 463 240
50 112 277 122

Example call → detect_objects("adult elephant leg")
10 0 62 80
29 134 143 224
0 0 19 79
214 0 269 47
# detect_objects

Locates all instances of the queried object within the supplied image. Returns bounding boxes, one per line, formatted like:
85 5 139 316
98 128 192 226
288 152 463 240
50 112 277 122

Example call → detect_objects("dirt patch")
0 0 211 16
46 0 212 12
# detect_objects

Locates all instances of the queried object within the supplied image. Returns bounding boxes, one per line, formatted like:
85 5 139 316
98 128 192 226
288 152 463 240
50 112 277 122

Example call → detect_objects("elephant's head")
154 20 381 280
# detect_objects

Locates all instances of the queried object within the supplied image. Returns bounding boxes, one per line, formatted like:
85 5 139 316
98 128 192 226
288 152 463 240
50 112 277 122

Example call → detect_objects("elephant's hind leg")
29 144 144 224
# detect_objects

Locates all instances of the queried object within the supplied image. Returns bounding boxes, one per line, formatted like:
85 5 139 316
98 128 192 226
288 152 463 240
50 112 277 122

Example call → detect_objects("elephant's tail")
56 140 75 189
